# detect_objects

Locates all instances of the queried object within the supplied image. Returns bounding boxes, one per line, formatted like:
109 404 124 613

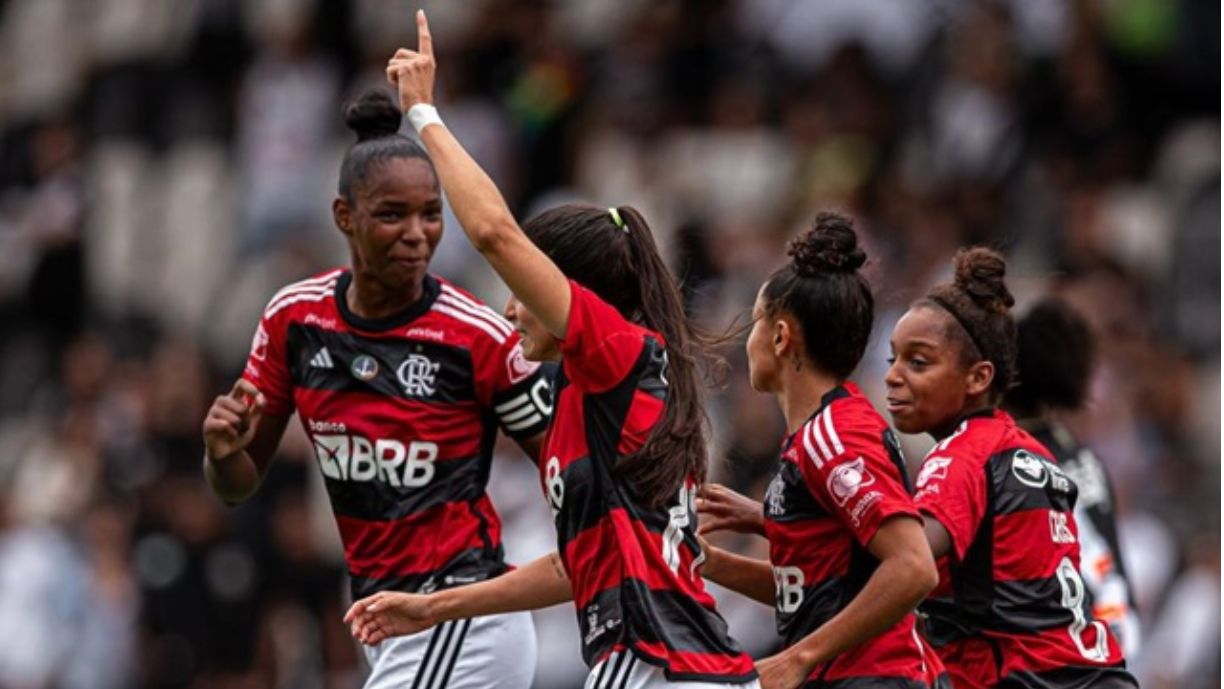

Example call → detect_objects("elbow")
909 550 940 602
468 217 519 255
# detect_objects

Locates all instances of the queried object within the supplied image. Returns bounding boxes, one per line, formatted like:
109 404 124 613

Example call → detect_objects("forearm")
703 547 776 607
787 554 929 671
433 552 573 621
203 451 263 503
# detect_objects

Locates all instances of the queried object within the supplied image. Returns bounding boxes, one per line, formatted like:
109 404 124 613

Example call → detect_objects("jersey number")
545 456 564 518
1056 556 1110 662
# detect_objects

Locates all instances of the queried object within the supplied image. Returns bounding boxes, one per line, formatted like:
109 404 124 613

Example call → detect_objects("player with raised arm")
201 88 551 689
885 248 1138 688
345 12 759 689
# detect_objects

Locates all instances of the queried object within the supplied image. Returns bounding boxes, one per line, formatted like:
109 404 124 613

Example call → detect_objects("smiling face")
885 305 994 435
334 157 443 290
504 295 562 362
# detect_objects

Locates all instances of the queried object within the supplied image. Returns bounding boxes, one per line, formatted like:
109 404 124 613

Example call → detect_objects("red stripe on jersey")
631 641 758 679
995 625 1123 680
992 508 1081 582
295 388 485 460
564 509 716 610
336 497 496 578
822 615 943 685
764 516 851 587
616 390 664 456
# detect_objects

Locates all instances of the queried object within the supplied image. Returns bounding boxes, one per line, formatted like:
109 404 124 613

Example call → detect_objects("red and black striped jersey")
541 280 757 684
763 382 946 688
242 269 552 600
913 409 1137 689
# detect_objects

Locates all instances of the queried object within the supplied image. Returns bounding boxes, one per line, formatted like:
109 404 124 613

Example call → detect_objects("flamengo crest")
397 354 440 397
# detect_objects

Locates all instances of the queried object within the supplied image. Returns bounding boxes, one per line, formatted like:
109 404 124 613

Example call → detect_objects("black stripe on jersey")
883 428 913 494
349 550 507 598
987 448 1077 515
1001 664 1137 689
581 335 666 470
553 454 622 539
578 579 744 664
990 576 1079 633
777 575 848 645
763 461 828 523
322 453 486 521
287 323 477 404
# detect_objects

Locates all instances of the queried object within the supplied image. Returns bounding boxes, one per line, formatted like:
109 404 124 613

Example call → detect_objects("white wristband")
407 103 444 134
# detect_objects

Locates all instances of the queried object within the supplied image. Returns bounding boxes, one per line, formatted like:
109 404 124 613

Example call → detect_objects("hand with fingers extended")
386 10 436 112
344 591 440 646
202 379 267 461
696 483 766 536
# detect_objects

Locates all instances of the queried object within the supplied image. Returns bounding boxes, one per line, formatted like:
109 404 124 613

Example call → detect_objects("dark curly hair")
338 89 437 201
761 212 873 379
1006 297 1096 417
920 247 1017 399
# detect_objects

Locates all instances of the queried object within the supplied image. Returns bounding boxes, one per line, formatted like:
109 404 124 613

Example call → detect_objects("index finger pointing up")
417 10 433 58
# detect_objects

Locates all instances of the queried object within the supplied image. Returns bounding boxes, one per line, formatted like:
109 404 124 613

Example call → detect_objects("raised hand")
385 10 436 113
202 378 266 461
696 483 766 536
344 591 441 646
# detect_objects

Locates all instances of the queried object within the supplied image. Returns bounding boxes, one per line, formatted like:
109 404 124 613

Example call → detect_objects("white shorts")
362 611 536 689
584 650 762 689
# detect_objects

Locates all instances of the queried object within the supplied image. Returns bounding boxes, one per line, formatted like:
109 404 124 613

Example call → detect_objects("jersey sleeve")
241 309 294 417
474 329 553 441
913 448 987 562
795 409 920 547
559 280 651 393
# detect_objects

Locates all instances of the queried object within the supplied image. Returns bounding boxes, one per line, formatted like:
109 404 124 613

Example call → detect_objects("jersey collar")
335 271 441 332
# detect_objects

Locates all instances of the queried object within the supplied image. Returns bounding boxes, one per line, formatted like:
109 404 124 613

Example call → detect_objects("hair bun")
787 211 867 278
344 89 403 142
953 247 1015 314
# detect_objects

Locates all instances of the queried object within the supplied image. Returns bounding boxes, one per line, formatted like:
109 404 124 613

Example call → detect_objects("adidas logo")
310 347 334 369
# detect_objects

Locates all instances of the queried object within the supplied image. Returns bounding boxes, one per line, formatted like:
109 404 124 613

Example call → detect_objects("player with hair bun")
1005 298 1141 657
202 87 550 689
344 12 758 689
697 212 949 689
886 249 1138 688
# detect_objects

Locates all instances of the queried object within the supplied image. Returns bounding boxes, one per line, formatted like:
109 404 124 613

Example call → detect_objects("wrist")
429 589 460 622
407 103 443 134
701 545 725 580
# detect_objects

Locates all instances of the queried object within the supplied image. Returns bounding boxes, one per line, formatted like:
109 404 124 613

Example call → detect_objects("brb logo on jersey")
310 422 438 488
397 354 440 397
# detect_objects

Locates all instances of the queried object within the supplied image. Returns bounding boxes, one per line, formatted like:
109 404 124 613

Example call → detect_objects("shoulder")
427 278 515 347
794 396 883 470
261 268 345 323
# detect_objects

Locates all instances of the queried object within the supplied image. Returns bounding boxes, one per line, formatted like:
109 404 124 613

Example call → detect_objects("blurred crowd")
0 0 1218 688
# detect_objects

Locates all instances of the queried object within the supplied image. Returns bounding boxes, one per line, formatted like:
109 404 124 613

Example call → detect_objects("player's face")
505 295 561 362
885 306 974 435
745 288 780 393
347 157 443 287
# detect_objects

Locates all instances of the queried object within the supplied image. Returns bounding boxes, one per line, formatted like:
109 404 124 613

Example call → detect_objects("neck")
346 268 425 321
777 368 842 435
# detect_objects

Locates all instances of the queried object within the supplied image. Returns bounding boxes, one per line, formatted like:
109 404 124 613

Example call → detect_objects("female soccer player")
696 213 948 689
345 12 759 689
885 248 1138 688
202 89 552 689
1005 297 1141 657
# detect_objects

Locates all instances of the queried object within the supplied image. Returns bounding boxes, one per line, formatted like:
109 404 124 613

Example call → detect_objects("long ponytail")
522 204 721 507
